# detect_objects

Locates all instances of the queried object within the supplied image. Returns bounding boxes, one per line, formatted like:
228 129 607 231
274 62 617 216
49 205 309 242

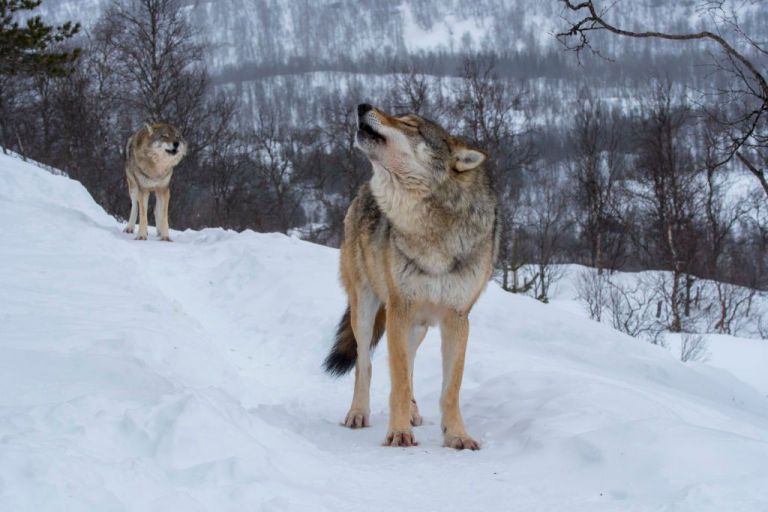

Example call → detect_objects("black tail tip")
323 305 356 377
323 350 355 377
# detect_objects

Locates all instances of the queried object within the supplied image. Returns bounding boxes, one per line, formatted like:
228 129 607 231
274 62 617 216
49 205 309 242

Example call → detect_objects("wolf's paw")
123 226 134 234
384 430 417 447
410 400 423 427
159 236 173 242
444 432 480 451
343 409 370 429
135 234 147 241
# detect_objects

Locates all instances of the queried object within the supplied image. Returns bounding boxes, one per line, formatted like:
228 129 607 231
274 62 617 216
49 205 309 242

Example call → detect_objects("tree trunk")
670 268 682 333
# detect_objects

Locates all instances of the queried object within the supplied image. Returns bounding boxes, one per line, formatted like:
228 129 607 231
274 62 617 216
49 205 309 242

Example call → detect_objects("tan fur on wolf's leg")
125 195 138 234
344 287 379 428
136 190 150 241
440 311 479 450
384 298 417 447
408 324 427 426
156 188 172 241
154 192 161 237
161 188 171 241
124 179 138 234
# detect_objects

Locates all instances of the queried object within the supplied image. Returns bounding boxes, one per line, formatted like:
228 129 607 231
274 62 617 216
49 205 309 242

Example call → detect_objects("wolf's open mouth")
166 149 178 155
358 122 386 143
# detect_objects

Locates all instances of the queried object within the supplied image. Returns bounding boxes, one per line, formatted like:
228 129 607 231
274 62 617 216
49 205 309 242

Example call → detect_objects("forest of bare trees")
2 0 767 346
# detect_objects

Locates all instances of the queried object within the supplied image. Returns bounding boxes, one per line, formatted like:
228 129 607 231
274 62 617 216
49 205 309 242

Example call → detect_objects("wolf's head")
144 122 187 166
355 103 486 188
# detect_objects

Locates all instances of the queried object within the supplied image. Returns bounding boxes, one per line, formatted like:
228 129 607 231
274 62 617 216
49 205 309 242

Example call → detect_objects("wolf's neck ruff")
369 162 430 233
370 160 496 278
134 161 161 181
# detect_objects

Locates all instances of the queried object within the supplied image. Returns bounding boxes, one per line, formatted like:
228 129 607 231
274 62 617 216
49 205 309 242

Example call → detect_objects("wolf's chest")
133 168 173 190
392 252 489 311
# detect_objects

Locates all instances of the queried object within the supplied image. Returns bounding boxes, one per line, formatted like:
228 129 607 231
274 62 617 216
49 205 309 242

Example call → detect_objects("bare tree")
606 275 665 344
701 119 742 279
251 108 306 232
570 92 626 273
303 92 369 247
387 65 448 121
187 97 254 230
710 281 756 334
0 73 30 155
576 267 608 321
521 166 572 303
740 189 768 290
633 82 701 332
695 119 758 334
557 0 768 199
758 303 768 340
453 54 534 183
497 198 537 294
100 0 206 126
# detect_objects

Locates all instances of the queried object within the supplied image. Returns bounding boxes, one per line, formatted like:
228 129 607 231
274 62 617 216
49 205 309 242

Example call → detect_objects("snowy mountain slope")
40 0 767 72
1 152 768 511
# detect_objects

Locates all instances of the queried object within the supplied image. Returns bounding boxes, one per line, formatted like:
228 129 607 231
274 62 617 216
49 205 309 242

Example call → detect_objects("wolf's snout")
357 103 373 118
173 141 180 149
355 103 386 146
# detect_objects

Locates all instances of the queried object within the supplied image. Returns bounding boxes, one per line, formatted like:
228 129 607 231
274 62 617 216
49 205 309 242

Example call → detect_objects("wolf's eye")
399 120 418 129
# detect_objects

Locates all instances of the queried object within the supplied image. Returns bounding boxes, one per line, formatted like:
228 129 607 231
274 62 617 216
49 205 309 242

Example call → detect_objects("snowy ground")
1 152 768 511
549 266 768 396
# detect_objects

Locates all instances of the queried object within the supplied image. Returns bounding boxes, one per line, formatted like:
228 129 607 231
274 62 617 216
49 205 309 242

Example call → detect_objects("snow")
1 152 768 511
669 334 768 396
550 265 768 395
400 4 489 53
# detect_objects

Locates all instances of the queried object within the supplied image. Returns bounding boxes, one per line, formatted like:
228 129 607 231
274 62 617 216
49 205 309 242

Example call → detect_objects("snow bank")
549 264 768 395
1 152 767 511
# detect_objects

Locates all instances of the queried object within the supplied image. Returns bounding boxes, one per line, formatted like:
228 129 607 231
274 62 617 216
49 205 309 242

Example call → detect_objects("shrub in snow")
679 332 709 363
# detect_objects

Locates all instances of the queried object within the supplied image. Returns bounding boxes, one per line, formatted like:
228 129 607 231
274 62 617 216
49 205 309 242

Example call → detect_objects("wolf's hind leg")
136 190 150 240
344 287 381 429
408 324 427 426
124 183 138 234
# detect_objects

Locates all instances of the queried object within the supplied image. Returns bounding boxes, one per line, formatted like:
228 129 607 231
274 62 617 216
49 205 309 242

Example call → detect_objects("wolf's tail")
323 304 385 377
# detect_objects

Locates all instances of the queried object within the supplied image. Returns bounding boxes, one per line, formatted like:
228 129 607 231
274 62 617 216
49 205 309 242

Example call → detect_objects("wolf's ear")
453 146 487 172
144 123 153 135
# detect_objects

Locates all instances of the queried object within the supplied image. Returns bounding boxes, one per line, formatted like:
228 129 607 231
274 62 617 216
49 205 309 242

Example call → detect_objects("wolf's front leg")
156 188 172 241
124 177 138 234
384 299 417 447
440 311 479 450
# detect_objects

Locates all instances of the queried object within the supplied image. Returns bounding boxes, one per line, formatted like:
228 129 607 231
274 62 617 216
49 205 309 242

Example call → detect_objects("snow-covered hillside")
547 265 768 394
40 0 767 72
1 152 768 511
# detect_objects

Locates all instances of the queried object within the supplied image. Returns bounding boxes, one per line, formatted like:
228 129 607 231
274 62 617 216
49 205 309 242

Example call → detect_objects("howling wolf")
324 104 499 450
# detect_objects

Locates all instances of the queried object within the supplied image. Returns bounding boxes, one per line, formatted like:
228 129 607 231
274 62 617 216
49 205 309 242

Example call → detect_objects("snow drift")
1 152 767 511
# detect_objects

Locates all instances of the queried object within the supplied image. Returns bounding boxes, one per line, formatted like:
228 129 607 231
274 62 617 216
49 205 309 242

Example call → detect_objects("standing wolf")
124 123 187 241
324 104 499 449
